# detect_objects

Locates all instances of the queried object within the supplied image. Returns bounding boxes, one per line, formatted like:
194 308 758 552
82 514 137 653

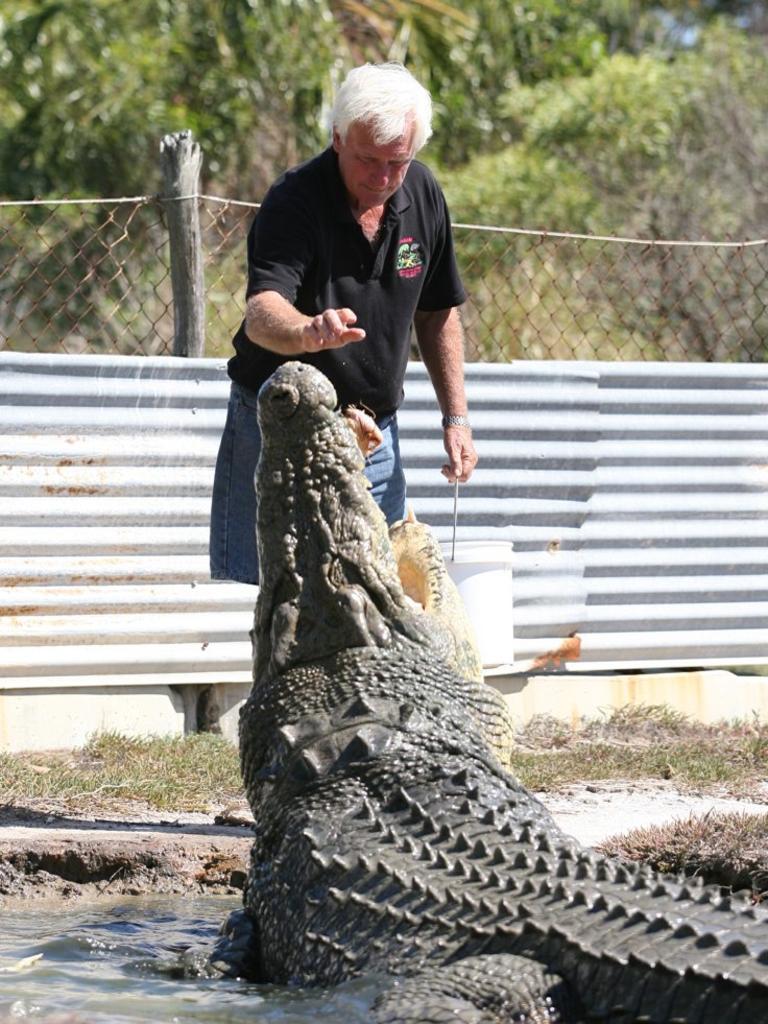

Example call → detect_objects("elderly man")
210 61 476 584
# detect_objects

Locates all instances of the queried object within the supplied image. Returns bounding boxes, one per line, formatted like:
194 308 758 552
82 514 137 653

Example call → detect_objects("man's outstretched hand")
302 308 366 351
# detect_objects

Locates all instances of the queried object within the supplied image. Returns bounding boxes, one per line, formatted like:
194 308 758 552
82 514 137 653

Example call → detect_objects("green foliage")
1 3 765 360
419 0 610 165
0 200 173 354
0 0 338 198
447 23 768 235
441 23 768 360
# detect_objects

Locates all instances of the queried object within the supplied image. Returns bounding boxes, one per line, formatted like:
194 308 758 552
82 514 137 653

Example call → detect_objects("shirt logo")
396 237 424 278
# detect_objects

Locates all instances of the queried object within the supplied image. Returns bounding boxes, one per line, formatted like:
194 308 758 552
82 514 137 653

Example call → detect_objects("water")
0 896 384 1023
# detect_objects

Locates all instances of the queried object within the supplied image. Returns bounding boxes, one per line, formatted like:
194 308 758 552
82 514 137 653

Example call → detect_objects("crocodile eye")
269 384 300 418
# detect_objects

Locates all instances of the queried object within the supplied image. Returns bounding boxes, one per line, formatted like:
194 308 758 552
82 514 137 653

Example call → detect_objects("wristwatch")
441 414 471 429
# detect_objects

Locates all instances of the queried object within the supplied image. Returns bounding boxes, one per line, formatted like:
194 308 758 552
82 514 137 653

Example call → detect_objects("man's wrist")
442 414 471 429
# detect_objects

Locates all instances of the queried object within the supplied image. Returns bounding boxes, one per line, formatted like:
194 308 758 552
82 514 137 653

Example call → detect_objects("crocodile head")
253 362 429 680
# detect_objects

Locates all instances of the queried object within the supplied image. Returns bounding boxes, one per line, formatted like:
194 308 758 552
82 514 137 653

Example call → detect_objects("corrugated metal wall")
1 352 253 691
1 351 767 691
399 362 768 670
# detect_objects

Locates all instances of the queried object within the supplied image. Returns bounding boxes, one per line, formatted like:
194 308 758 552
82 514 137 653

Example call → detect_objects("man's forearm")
244 291 366 354
415 306 478 483
244 291 309 355
414 307 469 417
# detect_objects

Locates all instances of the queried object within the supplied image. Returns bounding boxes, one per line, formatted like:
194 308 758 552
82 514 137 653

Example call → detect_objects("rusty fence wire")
0 198 173 356
1 194 767 362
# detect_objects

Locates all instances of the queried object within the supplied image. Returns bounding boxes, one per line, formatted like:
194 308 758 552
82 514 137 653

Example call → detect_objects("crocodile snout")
266 381 301 419
259 363 338 431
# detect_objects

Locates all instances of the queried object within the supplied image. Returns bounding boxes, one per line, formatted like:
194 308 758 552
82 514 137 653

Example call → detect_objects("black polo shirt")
227 147 466 417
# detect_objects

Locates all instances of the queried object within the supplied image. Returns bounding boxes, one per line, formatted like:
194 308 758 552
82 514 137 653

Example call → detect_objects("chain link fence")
2 193 767 362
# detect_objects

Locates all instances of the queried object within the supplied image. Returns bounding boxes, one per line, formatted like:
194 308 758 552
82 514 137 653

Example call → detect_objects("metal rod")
451 479 459 561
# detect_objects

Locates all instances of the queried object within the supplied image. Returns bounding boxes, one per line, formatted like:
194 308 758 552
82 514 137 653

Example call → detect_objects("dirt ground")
2 781 766 906
542 779 768 847
0 801 254 905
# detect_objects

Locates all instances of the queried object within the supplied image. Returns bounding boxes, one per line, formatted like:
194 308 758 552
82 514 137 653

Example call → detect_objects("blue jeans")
209 381 407 585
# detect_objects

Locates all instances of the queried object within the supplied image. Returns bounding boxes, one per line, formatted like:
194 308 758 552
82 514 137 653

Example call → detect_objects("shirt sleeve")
245 183 314 303
416 189 466 312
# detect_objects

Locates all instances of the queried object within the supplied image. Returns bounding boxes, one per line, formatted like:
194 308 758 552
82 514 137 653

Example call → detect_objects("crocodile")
389 508 485 687
212 360 768 1023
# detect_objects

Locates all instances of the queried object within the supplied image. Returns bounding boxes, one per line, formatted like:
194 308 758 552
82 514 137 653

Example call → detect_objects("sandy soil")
541 779 768 847
2 781 766 905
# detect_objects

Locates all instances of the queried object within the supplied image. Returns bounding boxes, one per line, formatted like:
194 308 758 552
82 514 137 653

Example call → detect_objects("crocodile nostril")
269 384 300 418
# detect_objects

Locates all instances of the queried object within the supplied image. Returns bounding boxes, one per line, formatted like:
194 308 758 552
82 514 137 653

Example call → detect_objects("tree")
0 0 338 199
441 24 768 360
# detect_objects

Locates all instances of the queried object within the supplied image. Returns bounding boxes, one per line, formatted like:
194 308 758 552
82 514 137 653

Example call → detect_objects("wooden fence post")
160 130 205 357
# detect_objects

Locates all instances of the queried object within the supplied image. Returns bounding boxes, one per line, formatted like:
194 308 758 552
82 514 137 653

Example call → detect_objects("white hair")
330 62 433 153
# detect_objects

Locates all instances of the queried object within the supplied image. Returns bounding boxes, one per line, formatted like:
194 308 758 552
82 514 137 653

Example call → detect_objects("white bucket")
443 541 514 668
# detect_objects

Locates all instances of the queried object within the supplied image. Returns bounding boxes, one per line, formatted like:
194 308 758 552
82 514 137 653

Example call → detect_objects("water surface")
0 896 383 1022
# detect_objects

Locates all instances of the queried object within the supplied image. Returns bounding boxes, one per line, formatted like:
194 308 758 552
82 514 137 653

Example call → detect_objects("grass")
0 732 242 813
2 706 767 895
2 705 767 810
599 810 768 897
509 704 768 798
509 704 768 897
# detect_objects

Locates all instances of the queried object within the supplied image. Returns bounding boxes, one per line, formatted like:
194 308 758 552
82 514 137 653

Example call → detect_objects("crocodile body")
215 361 768 1023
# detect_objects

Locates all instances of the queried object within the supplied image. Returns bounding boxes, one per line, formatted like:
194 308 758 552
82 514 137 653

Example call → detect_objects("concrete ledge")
491 669 768 726
0 681 254 753
5 670 766 754
0 685 186 752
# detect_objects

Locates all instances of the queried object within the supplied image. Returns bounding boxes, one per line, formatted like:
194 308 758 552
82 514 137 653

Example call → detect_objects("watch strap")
441 414 471 429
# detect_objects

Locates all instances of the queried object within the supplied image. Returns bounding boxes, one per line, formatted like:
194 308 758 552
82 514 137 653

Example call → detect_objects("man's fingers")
441 463 464 483
304 308 366 351
441 428 478 483
441 463 472 483
337 308 358 327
